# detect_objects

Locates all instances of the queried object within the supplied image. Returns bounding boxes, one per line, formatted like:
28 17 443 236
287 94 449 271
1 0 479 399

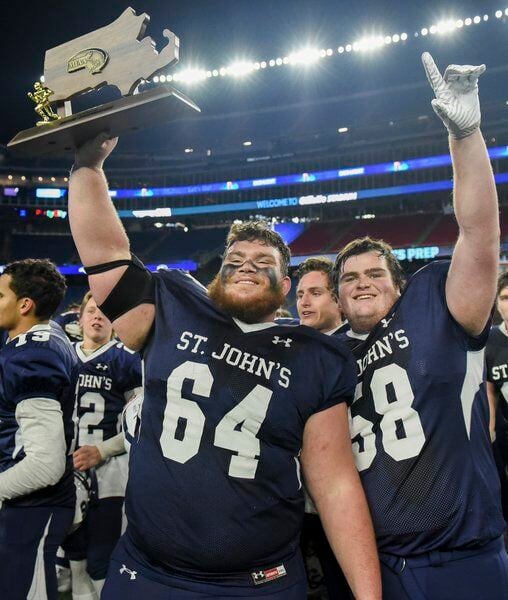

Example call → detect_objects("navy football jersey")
0 322 77 507
125 270 356 575
54 310 83 342
340 261 505 555
75 340 142 447
486 325 508 423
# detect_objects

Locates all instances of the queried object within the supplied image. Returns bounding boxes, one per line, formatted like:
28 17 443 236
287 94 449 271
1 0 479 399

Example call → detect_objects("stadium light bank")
149 10 505 86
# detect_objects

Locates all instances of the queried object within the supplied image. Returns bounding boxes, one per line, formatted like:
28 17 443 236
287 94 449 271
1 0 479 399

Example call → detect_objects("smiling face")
338 250 401 334
80 296 113 348
296 270 342 332
208 239 291 323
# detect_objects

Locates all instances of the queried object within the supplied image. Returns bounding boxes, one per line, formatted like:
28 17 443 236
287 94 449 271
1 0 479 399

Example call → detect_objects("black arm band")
84 258 133 275
86 254 155 322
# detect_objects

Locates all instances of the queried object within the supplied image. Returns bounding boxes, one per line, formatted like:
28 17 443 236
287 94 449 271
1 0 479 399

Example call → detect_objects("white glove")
422 52 485 139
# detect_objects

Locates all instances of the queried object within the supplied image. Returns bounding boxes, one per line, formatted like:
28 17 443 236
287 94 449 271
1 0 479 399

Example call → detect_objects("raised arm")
68 135 154 349
301 403 381 600
422 53 499 336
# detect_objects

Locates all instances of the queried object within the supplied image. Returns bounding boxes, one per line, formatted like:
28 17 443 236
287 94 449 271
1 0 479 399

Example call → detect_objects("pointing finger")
422 52 445 94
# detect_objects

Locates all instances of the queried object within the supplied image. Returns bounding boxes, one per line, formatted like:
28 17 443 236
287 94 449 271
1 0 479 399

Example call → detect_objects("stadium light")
176 68 208 83
227 61 254 77
337 127 349 133
184 148 193 153
243 141 252 146
436 20 455 34
353 36 385 52
496 10 503 18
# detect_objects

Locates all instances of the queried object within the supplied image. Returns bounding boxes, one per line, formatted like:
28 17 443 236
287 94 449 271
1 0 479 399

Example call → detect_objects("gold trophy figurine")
28 82 60 126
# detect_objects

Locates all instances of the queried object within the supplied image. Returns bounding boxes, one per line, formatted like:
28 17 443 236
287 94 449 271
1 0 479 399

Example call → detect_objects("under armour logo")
250 564 287 585
380 318 392 328
95 363 108 371
119 564 137 580
272 336 292 347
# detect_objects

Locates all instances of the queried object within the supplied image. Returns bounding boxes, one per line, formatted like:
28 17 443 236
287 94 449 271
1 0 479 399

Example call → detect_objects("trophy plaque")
8 7 200 156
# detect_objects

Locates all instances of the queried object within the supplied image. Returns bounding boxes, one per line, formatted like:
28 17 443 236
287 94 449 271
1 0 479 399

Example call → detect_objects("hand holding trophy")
8 7 200 156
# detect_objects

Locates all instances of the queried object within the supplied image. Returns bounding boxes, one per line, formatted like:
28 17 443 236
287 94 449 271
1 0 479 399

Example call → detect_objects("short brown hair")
296 257 335 291
224 221 291 276
334 237 406 292
497 271 508 297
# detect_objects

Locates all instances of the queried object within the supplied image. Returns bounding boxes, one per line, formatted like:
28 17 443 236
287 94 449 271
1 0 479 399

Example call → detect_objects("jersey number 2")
160 361 272 479
350 364 426 471
79 392 106 445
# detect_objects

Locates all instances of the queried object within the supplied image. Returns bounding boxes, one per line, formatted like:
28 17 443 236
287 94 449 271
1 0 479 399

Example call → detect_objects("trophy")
8 7 200 156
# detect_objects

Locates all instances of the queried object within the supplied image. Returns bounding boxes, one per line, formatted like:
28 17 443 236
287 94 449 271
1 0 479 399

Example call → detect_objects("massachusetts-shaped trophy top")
43 7 180 102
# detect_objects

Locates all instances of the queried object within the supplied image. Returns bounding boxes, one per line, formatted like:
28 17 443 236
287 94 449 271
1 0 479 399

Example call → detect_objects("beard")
208 271 286 324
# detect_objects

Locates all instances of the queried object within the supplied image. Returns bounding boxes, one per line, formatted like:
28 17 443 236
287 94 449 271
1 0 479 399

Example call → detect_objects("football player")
296 257 351 599
486 272 508 521
334 53 508 599
68 141 381 598
63 291 142 599
296 257 343 335
0 259 77 600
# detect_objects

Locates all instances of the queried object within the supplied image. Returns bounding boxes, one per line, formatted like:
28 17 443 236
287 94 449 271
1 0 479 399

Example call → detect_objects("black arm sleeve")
85 254 155 322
